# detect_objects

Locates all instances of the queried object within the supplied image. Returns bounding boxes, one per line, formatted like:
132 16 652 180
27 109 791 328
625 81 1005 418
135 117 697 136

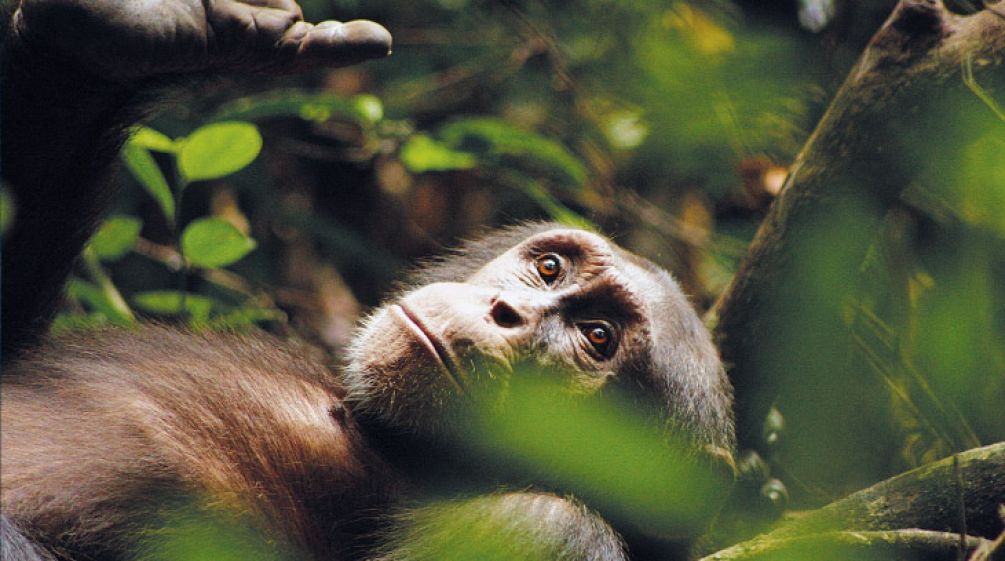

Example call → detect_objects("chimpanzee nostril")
490 299 524 328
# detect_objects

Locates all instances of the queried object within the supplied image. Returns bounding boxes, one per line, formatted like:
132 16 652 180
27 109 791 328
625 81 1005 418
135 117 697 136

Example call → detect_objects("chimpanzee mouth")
393 304 467 396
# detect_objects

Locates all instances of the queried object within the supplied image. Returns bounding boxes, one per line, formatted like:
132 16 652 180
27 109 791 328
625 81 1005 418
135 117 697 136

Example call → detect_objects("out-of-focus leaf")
455 373 729 538
51 312 115 334
400 135 478 173
122 142 175 225
0 188 14 234
89 216 143 261
948 134 1005 236
138 503 296 561
130 126 178 152
352 95 384 125
181 218 257 269
132 290 217 321
213 90 384 126
178 122 262 182
66 278 134 325
518 177 595 230
439 118 587 186
208 307 286 329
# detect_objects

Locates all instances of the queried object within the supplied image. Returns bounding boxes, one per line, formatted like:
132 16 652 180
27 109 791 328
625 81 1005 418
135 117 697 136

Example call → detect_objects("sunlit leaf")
122 142 175 225
400 135 478 173
132 290 217 321
130 126 178 152
352 95 384 125
181 218 257 269
89 216 143 261
178 122 262 182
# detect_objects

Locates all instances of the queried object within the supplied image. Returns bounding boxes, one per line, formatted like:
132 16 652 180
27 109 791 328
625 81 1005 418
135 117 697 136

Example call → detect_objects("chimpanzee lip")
393 304 467 395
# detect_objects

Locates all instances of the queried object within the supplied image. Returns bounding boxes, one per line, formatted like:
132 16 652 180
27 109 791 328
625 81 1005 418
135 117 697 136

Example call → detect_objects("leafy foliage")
50 2 1005 559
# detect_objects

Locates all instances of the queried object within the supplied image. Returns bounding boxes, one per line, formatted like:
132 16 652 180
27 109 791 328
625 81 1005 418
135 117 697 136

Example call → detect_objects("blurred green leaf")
213 90 384 126
66 278 134 325
949 134 1005 236
181 218 257 269
456 374 728 538
89 216 143 261
178 122 263 182
130 126 178 153
352 94 385 125
400 135 478 173
0 188 14 234
137 504 295 561
439 118 587 186
122 142 175 225
518 176 595 230
208 307 286 329
132 291 217 321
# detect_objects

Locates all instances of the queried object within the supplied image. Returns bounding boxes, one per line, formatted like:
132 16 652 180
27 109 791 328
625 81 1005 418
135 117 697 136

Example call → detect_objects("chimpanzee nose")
490 297 525 328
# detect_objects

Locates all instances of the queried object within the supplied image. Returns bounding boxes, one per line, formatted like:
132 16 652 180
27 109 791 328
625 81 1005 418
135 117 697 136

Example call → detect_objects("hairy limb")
0 0 391 355
1 515 56 561
373 492 628 561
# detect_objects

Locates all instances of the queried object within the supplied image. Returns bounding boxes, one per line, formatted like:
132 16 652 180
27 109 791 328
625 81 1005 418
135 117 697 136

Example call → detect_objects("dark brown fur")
2 327 398 561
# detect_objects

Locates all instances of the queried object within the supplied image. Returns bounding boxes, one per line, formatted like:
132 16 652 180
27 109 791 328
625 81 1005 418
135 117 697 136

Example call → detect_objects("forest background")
21 1 1004 558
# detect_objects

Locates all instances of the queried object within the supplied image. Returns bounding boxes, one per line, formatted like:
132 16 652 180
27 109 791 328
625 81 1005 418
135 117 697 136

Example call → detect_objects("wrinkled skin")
344 225 736 459
10 0 392 80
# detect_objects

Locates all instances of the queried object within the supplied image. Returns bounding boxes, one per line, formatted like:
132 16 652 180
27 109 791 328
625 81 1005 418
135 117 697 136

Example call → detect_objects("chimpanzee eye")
580 323 616 358
535 254 562 284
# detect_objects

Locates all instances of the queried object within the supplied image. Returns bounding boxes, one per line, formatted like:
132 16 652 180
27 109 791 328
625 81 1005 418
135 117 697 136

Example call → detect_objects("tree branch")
708 0 1005 446
703 443 1005 560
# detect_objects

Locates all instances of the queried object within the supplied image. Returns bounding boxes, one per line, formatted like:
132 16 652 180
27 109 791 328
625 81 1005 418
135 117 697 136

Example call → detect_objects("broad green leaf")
181 218 257 269
132 290 217 321
66 278 134 324
89 216 142 261
400 135 477 173
178 122 262 182
122 142 175 224
213 90 384 126
130 126 177 152
439 118 587 186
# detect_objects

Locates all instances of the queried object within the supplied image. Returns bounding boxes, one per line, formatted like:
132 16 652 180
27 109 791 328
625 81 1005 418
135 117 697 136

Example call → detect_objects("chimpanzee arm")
0 0 391 355
373 492 628 561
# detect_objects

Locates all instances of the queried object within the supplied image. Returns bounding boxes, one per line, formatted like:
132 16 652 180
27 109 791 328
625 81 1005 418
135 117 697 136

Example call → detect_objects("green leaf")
208 307 286 329
66 278 134 324
178 122 263 182
438 118 587 186
400 135 478 173
352 94 384 125
89 216 143 261
121 142 175 225
212 90 384 126
130 126 177 152
132 290 217 321
181 218 257 269
0 188 14 234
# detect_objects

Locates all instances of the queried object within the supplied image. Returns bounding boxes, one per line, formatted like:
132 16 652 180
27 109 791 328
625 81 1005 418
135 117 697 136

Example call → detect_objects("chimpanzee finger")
278 19 392 72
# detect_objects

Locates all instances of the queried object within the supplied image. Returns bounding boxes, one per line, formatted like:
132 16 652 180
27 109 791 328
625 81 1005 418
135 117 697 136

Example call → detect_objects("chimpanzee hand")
10 0 392 82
